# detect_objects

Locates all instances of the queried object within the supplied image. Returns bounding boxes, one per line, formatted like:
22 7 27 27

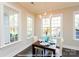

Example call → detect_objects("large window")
74 12 79 40
0 4 20 48
27 16 33 39
41 14 62 43
4 6 19 44
51 16 61 38
41 17 50 36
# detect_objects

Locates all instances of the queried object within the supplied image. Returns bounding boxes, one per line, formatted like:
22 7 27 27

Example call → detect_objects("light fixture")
43 12 47 16
30 2 35 5
39 15 42 18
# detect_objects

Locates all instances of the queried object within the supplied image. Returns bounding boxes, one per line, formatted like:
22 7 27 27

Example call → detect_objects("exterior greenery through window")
0 4 20 48
3 6 19 44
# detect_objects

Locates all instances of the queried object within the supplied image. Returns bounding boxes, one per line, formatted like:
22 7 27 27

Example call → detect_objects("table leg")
53 50 56 57
32 45 35 57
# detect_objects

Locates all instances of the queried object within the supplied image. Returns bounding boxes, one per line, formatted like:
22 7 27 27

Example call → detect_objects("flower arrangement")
44 27 51 35
43 27 51 42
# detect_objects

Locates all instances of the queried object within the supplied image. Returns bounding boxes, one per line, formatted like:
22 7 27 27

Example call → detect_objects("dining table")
32 40 57 57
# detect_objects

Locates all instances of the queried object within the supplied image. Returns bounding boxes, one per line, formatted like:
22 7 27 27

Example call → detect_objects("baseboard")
63 45 79 51
57 44 79 51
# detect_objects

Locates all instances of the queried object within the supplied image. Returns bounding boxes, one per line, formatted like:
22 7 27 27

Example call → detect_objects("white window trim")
0 3 21 48
26 16 34 39
40 14 63 39
73 11 79 40
40 15 51 38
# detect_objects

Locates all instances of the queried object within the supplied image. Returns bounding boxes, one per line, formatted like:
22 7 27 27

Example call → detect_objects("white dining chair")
51 38 64 57
56 38 64 57
34 47 44 56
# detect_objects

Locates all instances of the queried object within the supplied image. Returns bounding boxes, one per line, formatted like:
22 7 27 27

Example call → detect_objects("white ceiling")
19 2 79 14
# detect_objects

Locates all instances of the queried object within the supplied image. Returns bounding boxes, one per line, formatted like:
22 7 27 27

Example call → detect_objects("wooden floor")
14 46 79 57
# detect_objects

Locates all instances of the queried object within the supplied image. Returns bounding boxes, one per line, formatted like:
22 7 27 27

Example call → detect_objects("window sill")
0 40 21 48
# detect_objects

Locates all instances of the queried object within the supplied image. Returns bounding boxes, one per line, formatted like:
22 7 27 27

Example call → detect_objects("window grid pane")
41 15 61 39
27 17 33 38
75 13 79 40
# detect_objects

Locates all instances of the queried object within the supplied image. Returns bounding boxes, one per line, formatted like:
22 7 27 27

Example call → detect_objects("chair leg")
42 50 44 57
44 50 49 56
35 49 38 56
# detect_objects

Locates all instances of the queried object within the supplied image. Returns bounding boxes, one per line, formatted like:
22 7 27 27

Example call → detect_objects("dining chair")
34 47 44 57
50 38 64 57
55 38 64 57
59 38 64 56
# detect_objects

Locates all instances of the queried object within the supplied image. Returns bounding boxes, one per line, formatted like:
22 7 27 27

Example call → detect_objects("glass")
3 5 19 44
75 14 79 40
41 15 62 43
27 16 33 39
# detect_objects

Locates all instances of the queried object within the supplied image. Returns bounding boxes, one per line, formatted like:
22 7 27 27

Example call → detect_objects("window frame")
51 14 63 38
73 11 79 40
0 3 21 48
40 14 63 40
26 16 34 39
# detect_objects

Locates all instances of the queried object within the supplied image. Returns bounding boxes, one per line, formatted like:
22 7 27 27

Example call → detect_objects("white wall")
0 3 35 57
62 6 79 50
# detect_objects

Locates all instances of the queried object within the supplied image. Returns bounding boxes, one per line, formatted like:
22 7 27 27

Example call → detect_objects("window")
41 17 50 36
51 16 61 38
41 14 62 43
74 12 79 40
0 4 20 48
3 6 19 44
27 16 33 39
9 12 19 42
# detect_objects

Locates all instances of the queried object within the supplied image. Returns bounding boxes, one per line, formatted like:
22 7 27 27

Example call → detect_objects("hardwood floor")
14 46 79 57
62 48 79 57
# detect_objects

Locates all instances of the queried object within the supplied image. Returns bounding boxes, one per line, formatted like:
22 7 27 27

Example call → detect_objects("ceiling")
19 2 79 14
